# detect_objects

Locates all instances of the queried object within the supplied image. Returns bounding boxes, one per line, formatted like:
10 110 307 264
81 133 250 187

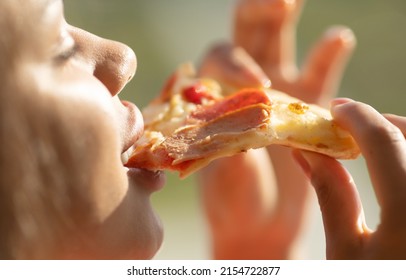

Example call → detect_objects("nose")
68 26 137 96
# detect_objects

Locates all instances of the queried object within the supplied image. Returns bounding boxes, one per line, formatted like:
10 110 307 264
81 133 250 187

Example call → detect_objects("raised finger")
234 0 304 72
300 26 356 105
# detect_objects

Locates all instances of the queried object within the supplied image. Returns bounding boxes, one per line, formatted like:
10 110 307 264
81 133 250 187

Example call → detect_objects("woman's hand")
198 0 355 259
294 100 406 259
233 0 355 106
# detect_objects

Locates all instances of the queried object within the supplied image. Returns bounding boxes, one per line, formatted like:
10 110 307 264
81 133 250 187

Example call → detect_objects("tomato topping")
182 83 215 105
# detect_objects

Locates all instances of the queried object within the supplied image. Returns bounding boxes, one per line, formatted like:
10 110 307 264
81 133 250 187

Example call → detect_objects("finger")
266 146 312 236
234 0 304 72
198 43 271 92
293 150 367 259
384 114 406 137
198 149 277 229
332 100 406 219
300 26 356 105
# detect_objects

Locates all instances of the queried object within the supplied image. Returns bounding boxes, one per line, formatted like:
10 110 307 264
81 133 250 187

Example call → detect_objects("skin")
198 0 356 259
294 99 406 259
0 0 165 259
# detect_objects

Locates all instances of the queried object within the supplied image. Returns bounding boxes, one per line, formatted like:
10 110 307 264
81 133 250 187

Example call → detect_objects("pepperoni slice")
190 88 271 122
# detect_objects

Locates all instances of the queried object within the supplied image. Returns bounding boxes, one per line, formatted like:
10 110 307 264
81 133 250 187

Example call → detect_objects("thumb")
293 150 367 259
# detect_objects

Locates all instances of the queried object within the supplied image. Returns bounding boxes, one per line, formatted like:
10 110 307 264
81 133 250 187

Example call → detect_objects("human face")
3 0 166 259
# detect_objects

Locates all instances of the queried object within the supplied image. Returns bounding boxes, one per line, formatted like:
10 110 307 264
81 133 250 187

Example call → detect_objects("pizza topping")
166 104 271 164
288 102 309 115
182 83 216 105
126 103 274 177
190 89 271 122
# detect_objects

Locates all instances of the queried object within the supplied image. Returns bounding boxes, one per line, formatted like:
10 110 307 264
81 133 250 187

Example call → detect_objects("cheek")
56 96 126 210
72 122 163 258
62 70 116 115
49 65 163 258
48 70 125 213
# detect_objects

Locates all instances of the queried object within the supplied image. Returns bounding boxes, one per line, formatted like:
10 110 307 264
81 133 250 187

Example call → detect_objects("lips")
126 168 166 192
120 99 166 191
120 100 144 153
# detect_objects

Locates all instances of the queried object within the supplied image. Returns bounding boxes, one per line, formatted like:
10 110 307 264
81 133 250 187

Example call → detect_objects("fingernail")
262 78 272 89
330 98 355 118
324 26 356 48
330 98 354 107
292 150 311 179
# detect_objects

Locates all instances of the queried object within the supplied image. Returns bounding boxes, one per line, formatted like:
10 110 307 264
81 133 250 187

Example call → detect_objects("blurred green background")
64 0 406 259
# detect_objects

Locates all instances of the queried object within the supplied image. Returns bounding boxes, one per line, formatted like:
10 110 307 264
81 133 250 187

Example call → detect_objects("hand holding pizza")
198 0 356 259
294 100 406 259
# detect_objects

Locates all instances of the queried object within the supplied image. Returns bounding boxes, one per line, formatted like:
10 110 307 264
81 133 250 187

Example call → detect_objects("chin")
95 210 164 260
125 199 165 260
136 208 164 260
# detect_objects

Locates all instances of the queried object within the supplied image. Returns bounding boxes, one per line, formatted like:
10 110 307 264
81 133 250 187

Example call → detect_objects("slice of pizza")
125 63 360 178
